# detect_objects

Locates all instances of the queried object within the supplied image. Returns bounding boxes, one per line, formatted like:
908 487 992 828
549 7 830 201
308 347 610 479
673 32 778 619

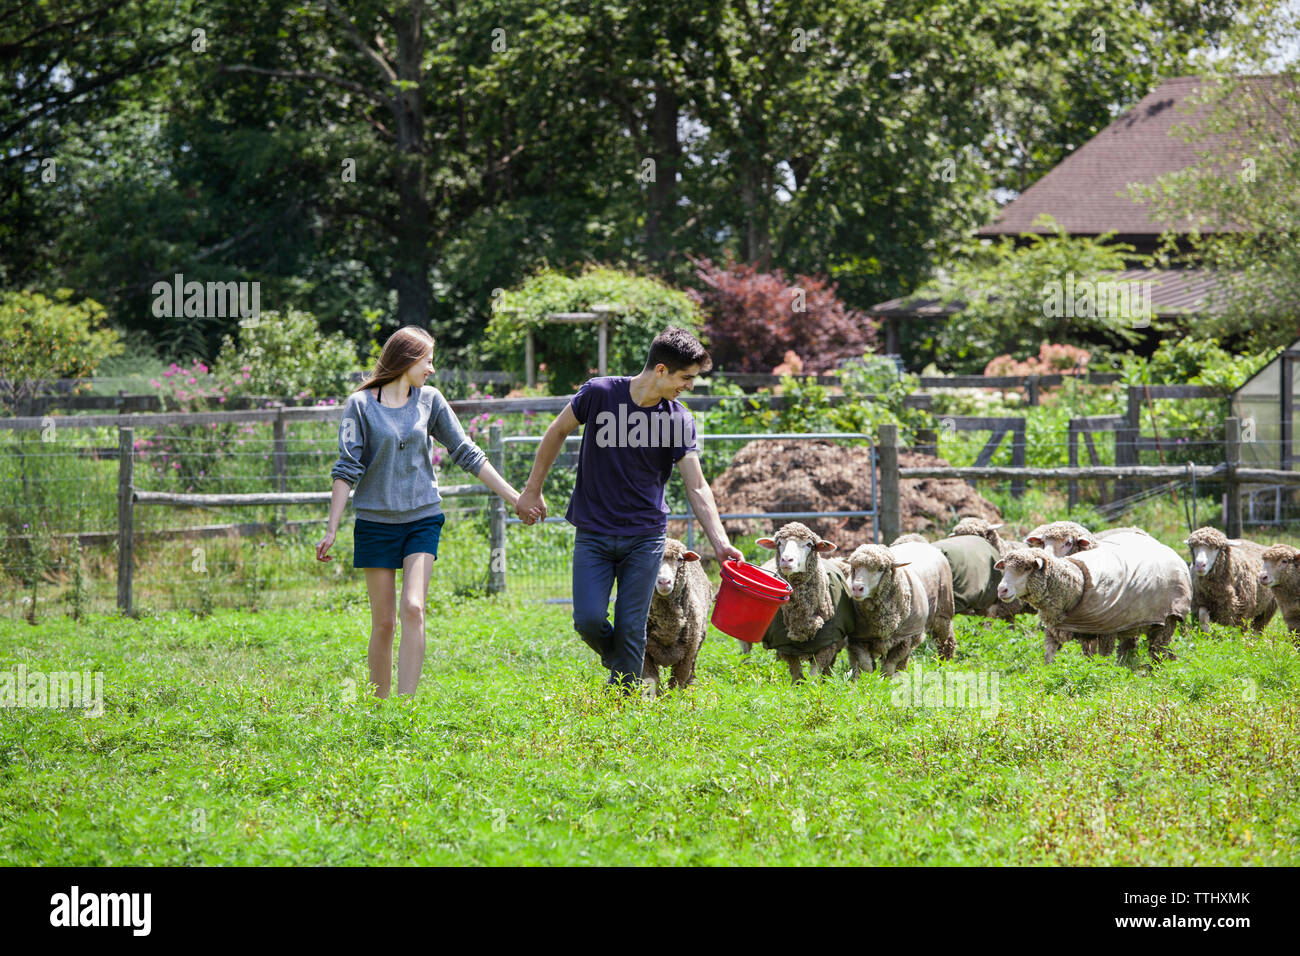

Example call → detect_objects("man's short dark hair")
645 326 712 374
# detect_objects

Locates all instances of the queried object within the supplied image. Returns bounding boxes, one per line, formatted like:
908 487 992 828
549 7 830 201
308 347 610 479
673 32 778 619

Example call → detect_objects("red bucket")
712 560 791 643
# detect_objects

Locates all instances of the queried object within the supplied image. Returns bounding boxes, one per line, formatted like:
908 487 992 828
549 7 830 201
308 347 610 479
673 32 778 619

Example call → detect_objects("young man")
515 326 743 689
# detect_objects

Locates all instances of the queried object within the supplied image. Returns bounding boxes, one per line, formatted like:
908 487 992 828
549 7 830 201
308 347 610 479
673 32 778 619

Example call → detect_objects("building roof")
977 75 1291 239
869 268 1230 319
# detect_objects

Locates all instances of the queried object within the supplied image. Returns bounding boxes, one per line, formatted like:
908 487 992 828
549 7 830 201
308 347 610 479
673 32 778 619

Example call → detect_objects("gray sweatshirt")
330 384 487 523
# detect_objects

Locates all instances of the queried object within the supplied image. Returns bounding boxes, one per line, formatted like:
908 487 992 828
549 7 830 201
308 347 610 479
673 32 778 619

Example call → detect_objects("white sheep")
755 522 855 682
1024 521 1145 557
1183 527 1276 631
995 529 1191 664
643 538 712 696
1258 545 1300 646
843 541 956 678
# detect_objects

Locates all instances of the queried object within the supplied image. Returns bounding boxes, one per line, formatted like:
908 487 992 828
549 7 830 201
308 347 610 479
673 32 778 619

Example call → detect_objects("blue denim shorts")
352 513 446 569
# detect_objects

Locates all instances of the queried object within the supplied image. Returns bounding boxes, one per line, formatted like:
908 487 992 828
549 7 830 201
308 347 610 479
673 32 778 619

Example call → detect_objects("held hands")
514 488 547 525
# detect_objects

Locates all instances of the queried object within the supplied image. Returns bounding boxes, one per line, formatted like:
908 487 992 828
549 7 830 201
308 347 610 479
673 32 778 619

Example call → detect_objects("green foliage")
1119 337 1278 391
215 309 361 400
484 266 704 393
0 289 124 412
908 222 1152 373
1133 61 1300 350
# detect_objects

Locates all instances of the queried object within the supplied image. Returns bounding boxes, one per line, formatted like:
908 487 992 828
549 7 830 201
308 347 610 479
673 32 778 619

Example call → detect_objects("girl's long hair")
353 326 435 394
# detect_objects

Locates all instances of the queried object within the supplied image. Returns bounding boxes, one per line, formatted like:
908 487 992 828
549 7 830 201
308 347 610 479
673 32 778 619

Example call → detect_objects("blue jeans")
571 528 667 688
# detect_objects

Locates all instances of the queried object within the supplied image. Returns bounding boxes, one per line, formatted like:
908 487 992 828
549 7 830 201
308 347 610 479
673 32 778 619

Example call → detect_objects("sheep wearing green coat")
933 534 1006 616
756 522 853 683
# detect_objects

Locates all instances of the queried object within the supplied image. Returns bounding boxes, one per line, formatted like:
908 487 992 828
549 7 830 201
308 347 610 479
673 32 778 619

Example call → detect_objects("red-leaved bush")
687 256 878 373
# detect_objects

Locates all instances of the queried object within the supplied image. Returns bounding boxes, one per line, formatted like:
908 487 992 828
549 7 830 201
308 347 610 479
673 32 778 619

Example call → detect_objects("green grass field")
2 593 1297 865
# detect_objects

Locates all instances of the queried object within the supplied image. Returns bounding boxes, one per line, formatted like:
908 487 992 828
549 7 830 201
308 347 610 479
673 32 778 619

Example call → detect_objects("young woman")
316 326 538 698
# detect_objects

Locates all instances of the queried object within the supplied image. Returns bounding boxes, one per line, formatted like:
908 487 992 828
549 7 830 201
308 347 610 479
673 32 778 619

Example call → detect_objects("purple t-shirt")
565 376 699 535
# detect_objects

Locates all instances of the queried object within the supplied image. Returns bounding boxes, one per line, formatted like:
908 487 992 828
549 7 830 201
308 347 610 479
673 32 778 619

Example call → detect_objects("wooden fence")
875 417 1289 544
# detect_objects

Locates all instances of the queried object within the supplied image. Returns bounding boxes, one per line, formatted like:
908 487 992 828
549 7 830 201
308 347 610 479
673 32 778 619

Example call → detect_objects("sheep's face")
1026 522 1092 556
656 548 700 596
845 546 908 600
1189 544 1222 577
994 552 1047 601
756 529 835 576
1041 534 1085 557
1259 547 1300 588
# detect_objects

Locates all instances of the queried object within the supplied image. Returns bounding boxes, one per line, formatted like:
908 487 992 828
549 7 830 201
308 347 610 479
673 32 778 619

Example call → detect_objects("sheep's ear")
892 561 911 570
1034 555 1046 571
1076 536 1092 550
1026 535 1043 547
683 551 701 562
815 540 837 554
994 559 1006 571
988 523 1003 531
755 537 777 550
1182 537 1191 545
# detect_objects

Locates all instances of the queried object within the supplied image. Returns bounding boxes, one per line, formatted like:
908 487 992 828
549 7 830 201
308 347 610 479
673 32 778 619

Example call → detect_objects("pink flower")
187 377 196 384
163 369 175 378
196 362 208 373
172 461 181 469
150 379 161 388
241 365 252 372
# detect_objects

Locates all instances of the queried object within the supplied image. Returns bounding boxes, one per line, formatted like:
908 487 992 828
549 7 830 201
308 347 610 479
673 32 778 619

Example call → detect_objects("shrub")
985 342 1091 378
687 256 878 374
0 289 123 413
483 265 704 394
214 309 361 401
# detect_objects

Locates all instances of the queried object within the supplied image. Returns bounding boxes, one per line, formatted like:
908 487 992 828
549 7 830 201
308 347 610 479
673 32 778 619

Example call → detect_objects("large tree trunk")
645 78 680 269
391 6 431 326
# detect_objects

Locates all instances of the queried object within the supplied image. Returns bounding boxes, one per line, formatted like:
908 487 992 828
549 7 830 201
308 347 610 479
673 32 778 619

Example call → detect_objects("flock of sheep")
640 517 1300 692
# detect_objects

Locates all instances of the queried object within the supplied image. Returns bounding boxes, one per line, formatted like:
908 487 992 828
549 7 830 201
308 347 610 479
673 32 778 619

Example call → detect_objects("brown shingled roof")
869 269 1232 319
977 75 1290 239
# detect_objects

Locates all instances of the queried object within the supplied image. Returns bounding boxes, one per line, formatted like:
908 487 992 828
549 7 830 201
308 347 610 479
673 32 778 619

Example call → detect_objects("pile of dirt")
709 439 1001 547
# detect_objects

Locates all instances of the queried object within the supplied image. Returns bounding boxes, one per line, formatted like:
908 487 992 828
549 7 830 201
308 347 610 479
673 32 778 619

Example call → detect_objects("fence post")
525 329 536 389
488 422 506 594
1026 375 1039 407
1011 420 1026 498
117 425 134 615
272 404 287 532
1116 385 1142 500
879 423 900 545
1225 416 1242 538
1067 419 1079 510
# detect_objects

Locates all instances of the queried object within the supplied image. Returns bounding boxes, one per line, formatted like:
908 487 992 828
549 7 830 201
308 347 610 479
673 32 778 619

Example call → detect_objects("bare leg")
396 551 435 696
364 567 398 698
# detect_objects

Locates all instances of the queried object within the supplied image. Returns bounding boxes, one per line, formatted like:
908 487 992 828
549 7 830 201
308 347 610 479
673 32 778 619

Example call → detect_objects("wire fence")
8 395 1300 622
